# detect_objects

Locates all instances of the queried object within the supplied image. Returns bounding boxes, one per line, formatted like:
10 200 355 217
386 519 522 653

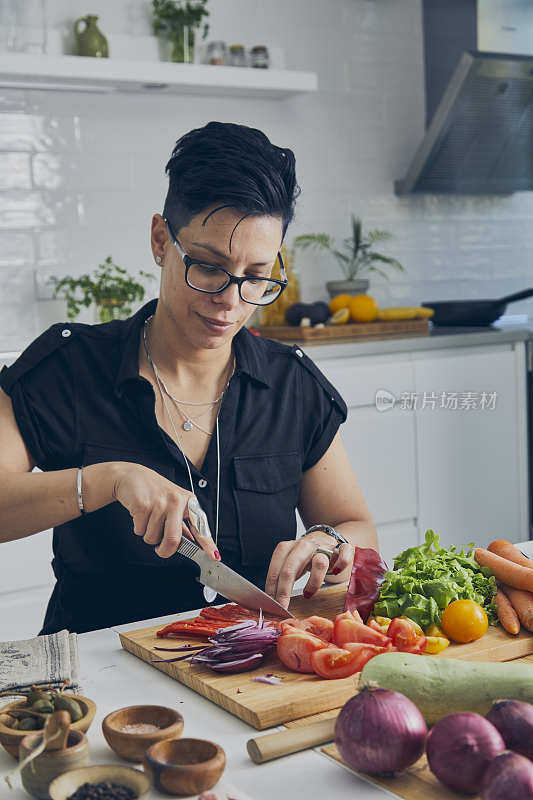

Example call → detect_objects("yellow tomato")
424 635 450 655
441 599 488 643
330 307 350 325
328 294 353 314
425 623 446 638
349 294 379 323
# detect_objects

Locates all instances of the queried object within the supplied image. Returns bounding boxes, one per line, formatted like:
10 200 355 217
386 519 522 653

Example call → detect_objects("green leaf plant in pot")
152 0 209 63
293 214 405 299
54 256 155 323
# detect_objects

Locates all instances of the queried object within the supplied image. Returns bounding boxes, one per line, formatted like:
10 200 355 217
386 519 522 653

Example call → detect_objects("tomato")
387 618 426 653
333 611 391 648
276 631 329 673
280 616 334 642
441 599 488 643
311 643 390 679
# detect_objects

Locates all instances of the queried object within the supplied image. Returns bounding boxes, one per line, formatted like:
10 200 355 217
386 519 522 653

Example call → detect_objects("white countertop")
2 540 533 800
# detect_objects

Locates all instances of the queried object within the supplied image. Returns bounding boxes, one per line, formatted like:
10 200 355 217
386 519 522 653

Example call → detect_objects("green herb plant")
373 529 498 629
152 0 209 63
54 256 155 323
293 214 404 281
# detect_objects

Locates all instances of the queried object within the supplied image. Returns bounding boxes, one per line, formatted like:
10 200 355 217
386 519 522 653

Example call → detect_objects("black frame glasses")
164 217 288 306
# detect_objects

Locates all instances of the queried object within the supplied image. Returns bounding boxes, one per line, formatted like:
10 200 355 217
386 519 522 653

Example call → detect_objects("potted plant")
152 0 209 63
293 214 404 298
54 256 155 323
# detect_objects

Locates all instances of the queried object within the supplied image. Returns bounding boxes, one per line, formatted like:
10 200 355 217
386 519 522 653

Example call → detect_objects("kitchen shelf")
0 53 317 98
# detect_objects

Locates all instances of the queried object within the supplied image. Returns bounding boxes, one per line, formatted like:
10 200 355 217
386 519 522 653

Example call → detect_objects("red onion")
426 713 505 795
482 751 533 799
486 700 533 761
154 618 282 674
334 687 427 776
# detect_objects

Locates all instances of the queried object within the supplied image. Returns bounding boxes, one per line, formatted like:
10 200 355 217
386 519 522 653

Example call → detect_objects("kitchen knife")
176 536 294 619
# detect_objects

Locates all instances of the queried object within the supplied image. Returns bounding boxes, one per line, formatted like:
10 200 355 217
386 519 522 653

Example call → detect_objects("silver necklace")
154 348 234 433
143 316 225 603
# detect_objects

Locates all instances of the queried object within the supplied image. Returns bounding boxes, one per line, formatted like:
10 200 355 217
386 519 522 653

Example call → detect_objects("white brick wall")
1 0 533 351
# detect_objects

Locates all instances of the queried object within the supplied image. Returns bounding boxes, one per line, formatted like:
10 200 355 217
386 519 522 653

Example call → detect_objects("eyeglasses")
164 217 288 306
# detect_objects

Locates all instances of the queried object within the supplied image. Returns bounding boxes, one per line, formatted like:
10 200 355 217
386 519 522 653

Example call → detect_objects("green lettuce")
373 530 498 629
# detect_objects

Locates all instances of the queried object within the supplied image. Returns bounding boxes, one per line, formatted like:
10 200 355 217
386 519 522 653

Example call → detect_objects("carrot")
488 539 533 569
494 588 520 635
474 548 533 592
500 584 533 632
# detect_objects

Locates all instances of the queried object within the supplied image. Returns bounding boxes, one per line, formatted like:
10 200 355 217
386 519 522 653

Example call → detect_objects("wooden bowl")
19 729 89 800
144 737 226 796
48 764 150 800
102 705 184 763
0 695 97 759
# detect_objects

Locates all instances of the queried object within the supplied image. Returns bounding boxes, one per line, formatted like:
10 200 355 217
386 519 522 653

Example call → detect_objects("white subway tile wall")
1 0 533 350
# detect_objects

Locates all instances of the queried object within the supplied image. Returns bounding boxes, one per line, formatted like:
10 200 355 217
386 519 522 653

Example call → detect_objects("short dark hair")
163 121 300 241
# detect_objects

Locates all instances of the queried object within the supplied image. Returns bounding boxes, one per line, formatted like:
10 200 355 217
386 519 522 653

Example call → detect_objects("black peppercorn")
67 780 136 800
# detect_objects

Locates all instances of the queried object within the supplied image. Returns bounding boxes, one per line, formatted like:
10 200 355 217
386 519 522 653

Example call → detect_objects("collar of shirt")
113 299 271 397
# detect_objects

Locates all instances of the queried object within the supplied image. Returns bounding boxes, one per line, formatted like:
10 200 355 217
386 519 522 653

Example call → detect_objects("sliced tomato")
387 618 426 653
367 619 389 635
280 615 334 642
311 642 390 679
276 631 329 673
333 611 391 648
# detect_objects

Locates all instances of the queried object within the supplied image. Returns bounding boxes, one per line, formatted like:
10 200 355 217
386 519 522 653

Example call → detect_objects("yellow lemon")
330 307 350 325
328 294 352 314
349 294 379 323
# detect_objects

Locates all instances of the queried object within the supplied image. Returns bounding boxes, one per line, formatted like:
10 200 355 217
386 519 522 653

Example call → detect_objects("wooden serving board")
120 584 533 731
256 319 430 343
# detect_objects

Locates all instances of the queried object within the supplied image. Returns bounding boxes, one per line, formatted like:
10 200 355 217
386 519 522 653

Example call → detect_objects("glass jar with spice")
228 44 246 67
206 41 226 65
250 45 269 69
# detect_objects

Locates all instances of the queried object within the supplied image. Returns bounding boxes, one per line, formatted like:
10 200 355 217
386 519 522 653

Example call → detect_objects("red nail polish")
332 568 341 575
214 549 221 561
303 590 312 599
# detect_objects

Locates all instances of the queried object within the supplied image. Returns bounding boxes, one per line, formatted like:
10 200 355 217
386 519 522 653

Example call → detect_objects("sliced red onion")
482 750 533 799
426 713 505 795
486 700 533 761
209 655 265 673
334 687 427 776
253 675 282 685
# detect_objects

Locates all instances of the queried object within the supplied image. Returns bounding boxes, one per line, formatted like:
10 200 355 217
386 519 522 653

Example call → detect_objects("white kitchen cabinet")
413 344 529 549
313 338 530 556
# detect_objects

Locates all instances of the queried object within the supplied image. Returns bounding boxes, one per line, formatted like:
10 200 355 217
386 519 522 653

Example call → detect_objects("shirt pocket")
232 452 301 567
79 442 177 568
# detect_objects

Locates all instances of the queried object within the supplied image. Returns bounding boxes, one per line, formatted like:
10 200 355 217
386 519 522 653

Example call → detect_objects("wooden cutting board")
256 319 430 342
119 584 533 730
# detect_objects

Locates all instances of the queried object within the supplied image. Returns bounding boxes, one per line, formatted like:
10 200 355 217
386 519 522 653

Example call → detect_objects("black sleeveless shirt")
0 300 346 634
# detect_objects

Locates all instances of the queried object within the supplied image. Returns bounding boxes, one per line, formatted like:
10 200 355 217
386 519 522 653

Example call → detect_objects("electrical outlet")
34 269 58 301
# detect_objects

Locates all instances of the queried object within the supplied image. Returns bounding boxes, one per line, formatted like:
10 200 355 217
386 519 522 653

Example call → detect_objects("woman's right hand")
110 462 219 561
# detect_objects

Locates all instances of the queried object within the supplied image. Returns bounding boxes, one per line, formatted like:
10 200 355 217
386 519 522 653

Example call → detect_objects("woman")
0 122 378 635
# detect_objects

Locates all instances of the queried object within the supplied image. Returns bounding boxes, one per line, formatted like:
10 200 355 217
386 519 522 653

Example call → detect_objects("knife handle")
246 717 336 764
177 536 201 561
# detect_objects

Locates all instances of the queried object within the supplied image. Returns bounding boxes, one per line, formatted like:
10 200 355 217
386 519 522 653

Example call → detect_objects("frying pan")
422 289 533 327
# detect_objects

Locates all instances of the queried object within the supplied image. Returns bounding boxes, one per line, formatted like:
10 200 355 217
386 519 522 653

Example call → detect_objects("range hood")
395 0 533 195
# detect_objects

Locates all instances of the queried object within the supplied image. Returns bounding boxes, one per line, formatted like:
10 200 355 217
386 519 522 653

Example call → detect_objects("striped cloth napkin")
0 629 81 704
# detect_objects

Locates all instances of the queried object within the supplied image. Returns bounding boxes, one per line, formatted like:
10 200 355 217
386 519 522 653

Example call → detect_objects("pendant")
203 585 218 603
183 419 193 431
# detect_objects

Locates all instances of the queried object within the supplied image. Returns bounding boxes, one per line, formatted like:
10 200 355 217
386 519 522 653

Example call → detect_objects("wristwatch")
304 524 349 549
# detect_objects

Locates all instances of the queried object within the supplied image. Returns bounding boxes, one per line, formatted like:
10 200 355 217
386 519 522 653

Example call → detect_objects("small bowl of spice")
102 705 184 763
49 765 149 800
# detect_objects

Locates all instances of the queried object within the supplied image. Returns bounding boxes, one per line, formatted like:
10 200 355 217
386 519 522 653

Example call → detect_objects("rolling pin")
247 716 336 763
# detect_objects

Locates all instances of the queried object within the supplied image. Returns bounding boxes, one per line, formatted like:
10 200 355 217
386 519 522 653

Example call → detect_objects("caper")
32 699 54 714
17 717 39 731
52 695 83 722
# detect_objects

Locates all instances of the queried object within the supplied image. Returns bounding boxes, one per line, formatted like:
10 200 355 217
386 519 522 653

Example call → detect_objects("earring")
155 255 162 264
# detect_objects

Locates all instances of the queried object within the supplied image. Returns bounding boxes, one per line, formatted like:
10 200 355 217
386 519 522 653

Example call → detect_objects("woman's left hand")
265 533 354 609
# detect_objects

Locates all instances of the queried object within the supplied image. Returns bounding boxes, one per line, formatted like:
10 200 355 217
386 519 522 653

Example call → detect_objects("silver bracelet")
304 524 349 548
77 467 86 515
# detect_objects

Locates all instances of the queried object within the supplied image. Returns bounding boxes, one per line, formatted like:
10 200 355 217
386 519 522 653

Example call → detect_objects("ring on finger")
313 545 335 560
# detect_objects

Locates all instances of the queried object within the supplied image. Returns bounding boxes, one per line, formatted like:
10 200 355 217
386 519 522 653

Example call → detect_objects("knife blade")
176 537 294 619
